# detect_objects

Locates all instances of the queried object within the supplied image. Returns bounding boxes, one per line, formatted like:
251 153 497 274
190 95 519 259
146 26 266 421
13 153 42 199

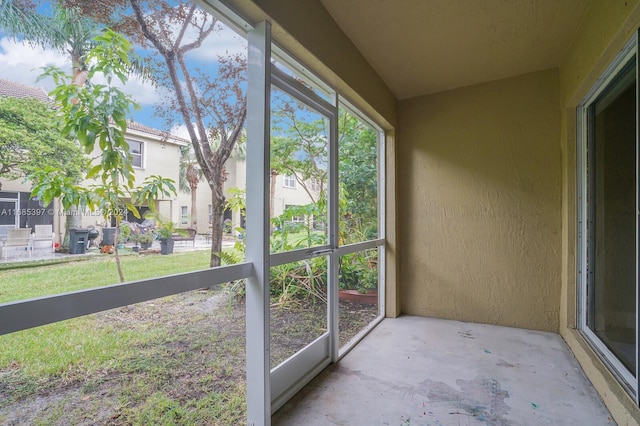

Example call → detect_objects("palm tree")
0 2 51 46
179 138 246 232
0 2 100 246
179 145 203 229
0 3 99 84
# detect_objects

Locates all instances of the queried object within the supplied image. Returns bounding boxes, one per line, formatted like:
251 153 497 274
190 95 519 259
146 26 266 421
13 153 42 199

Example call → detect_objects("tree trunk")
62 206 82 248
209 189 224 268
61 64 87 248
190 183 197 230
114 221 125 283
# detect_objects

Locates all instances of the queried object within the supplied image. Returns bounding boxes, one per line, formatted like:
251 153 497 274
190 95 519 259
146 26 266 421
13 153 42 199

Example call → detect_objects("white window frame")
180 206 188 225
282 174 296 188
310 177 321 192
127 139 145 169
577 31 639 400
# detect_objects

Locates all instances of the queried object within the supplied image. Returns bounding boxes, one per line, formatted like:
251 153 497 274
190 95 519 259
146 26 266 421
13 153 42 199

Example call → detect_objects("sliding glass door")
578 33 639 398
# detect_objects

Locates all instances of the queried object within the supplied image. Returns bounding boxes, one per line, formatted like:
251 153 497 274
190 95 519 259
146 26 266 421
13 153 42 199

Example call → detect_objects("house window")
285 204 304 223
310 178 321 192
128 140 144 168
283 174 296 188
577 33 638 396
181 206 188 225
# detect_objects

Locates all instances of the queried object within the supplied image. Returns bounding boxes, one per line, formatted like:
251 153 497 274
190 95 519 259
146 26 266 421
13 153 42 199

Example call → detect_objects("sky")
0 4 247 137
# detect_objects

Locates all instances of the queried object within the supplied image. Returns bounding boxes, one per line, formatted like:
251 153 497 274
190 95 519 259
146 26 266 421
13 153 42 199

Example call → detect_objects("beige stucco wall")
179 158 248 235
184 160 321 235
76 133 183 231
558 0 640 424
398 69 561 332
0 132 183 244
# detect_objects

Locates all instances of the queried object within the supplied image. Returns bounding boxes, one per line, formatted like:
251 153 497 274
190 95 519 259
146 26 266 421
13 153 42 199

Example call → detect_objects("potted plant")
130 232 139 252
338 252 378 305
134 232 154 251
156 220 182 255
117 222 131 250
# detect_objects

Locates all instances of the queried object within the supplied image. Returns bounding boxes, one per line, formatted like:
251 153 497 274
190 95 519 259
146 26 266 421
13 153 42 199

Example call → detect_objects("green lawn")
0 250 213 303
0 250 247 425
0 245 377 424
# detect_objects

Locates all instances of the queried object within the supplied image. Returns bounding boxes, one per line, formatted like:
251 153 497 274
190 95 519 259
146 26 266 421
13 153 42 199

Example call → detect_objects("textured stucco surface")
398 69 561 332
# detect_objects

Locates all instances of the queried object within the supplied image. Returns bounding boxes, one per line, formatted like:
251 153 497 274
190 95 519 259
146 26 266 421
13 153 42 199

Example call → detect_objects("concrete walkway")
273 316 614 425
0 234 234 263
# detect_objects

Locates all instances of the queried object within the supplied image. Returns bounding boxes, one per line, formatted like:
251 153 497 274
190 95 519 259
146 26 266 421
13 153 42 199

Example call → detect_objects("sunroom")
2 0 640 425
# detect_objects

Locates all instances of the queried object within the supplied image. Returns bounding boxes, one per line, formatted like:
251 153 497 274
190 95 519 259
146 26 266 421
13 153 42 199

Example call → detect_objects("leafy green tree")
32 29 176 283
0 1 150 247
337 110 378 241
62 0 248 268
0 96 85 189
179 145 203 229
270 101 328 204
270 104 378 242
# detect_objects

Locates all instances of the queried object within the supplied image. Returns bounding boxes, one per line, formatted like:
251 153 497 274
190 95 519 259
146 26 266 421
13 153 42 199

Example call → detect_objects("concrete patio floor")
273 316 614 425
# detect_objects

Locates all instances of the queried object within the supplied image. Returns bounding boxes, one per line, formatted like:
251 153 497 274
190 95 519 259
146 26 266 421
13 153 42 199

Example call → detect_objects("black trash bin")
69 228 90 254
102 227 116 245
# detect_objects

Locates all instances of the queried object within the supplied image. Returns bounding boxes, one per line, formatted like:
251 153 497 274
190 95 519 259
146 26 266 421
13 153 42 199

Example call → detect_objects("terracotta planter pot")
338 289 378 305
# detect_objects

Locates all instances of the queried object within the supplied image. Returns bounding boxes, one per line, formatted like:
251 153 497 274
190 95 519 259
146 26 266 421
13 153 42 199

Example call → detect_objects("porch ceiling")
320 0 589 99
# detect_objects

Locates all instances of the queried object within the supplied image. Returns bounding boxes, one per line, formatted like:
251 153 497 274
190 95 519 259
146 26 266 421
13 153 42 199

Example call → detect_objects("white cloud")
124 77 164 105
155 10 246 62
188 22 247 62
0 37 163 106
0 37 68 92
170 123 200 140
93 71 164 106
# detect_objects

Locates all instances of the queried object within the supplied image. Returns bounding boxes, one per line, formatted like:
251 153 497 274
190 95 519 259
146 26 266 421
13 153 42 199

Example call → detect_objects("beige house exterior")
181 160 322 235
0 79 188 243
1 78 321 243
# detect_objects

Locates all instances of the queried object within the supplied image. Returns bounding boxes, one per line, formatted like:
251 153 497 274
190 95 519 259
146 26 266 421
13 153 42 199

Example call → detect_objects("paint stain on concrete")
497 359 515 368
421 376 513 425
458 330 475 339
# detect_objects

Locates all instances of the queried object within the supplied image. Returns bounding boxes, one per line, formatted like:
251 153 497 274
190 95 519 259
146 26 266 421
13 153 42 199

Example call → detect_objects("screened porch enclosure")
5 0 640 424
0 2 385 424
